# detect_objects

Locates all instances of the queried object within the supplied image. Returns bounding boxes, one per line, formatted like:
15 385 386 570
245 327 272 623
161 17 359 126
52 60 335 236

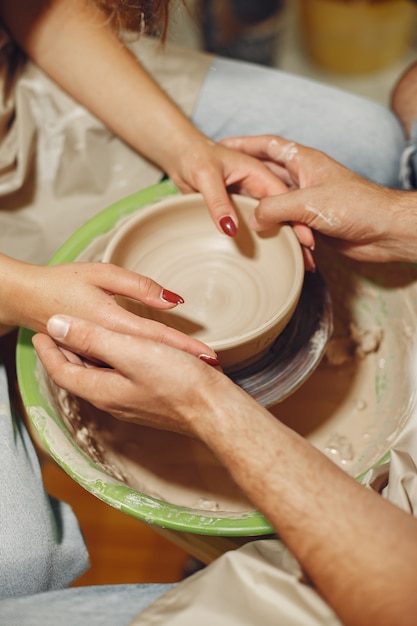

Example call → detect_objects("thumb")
249 191 317 260
249 189 313 232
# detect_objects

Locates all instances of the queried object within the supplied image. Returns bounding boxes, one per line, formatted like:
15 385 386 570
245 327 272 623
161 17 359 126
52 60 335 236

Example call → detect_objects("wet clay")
43 232 417 514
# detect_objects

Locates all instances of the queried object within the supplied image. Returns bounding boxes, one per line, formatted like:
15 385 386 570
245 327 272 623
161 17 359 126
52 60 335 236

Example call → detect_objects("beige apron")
0 29 212 265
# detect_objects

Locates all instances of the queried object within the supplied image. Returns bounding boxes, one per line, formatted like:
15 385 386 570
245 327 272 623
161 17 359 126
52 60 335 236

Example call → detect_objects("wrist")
389 190 417 262
161 132 216 182
0 255 26 327
0 255 42 329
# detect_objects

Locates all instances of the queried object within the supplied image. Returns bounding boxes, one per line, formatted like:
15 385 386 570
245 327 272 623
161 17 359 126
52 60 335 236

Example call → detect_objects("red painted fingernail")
161 289 184 304
219 216 237 237
199 354 220 367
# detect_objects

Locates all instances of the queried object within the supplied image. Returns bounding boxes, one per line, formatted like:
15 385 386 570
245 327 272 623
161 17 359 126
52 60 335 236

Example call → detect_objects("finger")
42 315 179 378
226 159 289 198
195 168 239 237
80 265 218 358
222 134 304 164
76 284 217 359
292 222 316 250
250 189 323 233
118 313 219 361
33 334 75 369
57 345 87 366
46 313 219 367
248 207 315 264
83 303 219 360
221 135 282 159
94 263 185 308
32 332 125 403
222 135 306 184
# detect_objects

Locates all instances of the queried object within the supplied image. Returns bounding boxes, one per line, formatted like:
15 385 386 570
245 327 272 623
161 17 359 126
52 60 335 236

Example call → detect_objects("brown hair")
92 0 174 40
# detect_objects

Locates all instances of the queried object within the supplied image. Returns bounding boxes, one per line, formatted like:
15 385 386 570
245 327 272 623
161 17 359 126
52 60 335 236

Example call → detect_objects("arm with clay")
0 0 291 235
33 314 417 626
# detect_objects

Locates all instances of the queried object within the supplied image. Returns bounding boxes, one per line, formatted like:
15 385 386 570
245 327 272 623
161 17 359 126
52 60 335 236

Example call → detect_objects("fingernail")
199 354 220 367
161 289 184 304
47 315 71 340
219 216 237 237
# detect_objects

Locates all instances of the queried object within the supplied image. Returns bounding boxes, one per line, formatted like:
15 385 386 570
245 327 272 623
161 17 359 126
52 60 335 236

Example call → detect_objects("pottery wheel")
227 271 333 407
65 188 332 409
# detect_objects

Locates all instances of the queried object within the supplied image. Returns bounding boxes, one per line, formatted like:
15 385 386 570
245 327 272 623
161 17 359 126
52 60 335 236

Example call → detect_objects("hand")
2 256 217 360
33 314 227 433
166 135 316 269
222 135 417 264
166 136 286 235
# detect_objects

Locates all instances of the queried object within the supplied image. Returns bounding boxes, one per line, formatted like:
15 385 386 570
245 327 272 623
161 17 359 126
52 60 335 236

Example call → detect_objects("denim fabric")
192 57 406 188
0 584 174 625
0 352 173 619
0 363 89 599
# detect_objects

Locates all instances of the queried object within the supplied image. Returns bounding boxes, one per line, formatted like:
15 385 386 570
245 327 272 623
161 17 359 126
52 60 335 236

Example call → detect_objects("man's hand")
223 135 417 264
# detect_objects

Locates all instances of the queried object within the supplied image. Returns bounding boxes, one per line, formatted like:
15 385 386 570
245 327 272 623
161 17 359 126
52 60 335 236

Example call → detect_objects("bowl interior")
103 193 304 368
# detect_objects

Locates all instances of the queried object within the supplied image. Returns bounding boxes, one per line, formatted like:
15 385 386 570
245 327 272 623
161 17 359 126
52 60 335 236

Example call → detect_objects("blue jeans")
192 57 406 188
0 55 410 622
0 362 89 600
0 584 174 625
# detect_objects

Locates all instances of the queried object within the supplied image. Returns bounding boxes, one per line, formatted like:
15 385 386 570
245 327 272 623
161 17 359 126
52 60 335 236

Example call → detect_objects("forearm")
195 379 417 626
0 253 36 329
0 253 60 331
0 0 207 173
389 189 417 262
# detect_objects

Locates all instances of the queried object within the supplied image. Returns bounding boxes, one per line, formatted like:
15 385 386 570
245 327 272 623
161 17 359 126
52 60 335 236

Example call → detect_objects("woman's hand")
222 135 417 264
166 136 287 233
33 314 228 434
165 135 317 269
1 255 217 360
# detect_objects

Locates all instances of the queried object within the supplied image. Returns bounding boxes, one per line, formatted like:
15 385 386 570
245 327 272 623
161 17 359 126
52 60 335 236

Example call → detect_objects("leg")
0 357 89 598
192 57 406 187
0 584 174 626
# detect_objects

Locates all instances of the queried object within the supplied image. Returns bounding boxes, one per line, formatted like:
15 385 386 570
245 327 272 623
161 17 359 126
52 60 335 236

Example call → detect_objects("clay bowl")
102 193 304 371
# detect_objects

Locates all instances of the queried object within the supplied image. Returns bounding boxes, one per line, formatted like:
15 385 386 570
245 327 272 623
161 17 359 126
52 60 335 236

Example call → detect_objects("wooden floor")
42 461 189 586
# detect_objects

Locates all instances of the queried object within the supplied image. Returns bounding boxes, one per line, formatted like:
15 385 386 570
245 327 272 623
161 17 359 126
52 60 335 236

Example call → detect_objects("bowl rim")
102 191 305 351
